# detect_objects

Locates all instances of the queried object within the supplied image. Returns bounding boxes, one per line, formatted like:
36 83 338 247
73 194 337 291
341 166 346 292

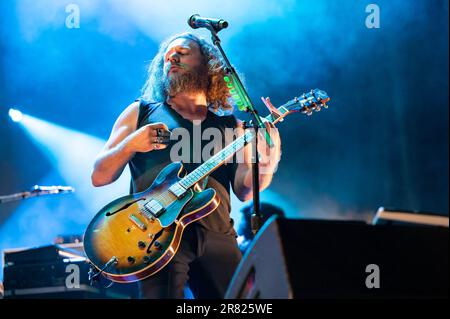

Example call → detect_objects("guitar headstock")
286 89 330 116
266 89 330 124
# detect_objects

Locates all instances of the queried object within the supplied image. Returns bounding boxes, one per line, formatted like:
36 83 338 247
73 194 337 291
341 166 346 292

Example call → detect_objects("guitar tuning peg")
323 103 329 109
315 105 321 112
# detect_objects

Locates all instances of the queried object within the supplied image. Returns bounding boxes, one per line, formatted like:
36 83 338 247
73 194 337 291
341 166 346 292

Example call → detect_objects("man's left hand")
257 121 281 174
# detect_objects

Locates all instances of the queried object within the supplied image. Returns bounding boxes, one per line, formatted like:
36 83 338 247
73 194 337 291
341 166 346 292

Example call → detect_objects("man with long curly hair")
91 32 281 299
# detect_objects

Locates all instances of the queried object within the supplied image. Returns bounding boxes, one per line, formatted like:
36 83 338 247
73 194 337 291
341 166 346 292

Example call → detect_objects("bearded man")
91 33 281 299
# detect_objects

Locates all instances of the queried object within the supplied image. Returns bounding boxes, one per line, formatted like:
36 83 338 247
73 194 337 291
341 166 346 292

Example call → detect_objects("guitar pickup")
143 199 165 218
168 183 187 198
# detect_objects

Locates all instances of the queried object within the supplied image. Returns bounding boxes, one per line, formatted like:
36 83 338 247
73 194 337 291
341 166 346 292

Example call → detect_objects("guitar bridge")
128 214 147 230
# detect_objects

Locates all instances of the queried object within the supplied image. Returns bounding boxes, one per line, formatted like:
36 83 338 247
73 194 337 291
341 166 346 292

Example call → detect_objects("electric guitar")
83 89 330 283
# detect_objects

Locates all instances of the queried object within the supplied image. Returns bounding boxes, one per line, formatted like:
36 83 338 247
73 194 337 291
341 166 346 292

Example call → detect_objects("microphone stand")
0 185 75 204
206 27 273 236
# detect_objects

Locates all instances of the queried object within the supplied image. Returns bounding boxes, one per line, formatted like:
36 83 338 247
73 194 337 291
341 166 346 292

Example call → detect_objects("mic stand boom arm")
0 185 75 204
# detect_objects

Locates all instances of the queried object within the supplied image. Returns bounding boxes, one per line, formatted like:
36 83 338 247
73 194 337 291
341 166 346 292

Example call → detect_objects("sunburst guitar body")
83 162 219 283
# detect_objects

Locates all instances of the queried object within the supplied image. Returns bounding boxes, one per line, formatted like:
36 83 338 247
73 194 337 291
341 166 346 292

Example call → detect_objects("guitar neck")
179 130 254 189
178 103 291 189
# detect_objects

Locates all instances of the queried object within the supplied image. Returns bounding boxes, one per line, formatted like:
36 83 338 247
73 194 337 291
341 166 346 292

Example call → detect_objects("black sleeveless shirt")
129 100 239 236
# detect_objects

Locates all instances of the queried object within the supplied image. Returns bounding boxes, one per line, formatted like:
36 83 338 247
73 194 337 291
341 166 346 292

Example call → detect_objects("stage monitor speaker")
225 216 448 299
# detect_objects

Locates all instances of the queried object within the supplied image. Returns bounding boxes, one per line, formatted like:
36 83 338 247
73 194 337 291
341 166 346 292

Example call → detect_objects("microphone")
31 185 75 194
188 14 228 31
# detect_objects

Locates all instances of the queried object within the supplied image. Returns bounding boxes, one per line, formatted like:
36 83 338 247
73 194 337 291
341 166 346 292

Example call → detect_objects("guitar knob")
143 256 151 264
138 241 146 249
154 241 162 249
127 256 136 264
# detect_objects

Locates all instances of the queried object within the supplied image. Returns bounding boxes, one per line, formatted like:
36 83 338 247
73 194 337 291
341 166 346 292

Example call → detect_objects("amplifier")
3 243 138 299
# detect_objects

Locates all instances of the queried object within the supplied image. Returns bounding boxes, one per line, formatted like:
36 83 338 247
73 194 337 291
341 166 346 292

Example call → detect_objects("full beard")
163 64 209 98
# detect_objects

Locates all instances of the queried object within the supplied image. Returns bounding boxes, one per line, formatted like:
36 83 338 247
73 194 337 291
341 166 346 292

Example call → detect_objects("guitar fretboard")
179 129 255 189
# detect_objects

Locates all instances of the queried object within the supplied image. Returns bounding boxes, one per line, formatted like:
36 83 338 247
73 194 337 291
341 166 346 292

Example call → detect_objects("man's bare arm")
232 120 281 202
91 102 168 186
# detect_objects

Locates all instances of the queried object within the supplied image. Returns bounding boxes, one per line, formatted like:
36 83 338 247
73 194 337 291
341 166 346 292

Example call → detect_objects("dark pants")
138 224 242 299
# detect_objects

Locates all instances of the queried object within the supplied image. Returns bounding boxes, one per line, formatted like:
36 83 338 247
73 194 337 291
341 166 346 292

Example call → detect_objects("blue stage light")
8 108 23 122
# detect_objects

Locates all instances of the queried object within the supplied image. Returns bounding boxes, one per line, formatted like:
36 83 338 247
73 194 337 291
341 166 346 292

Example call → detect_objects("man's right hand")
125 122 170 153
92 102 170 187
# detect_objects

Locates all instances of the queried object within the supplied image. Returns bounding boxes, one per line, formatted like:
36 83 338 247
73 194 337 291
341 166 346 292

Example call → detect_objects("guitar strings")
138 118 267 221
